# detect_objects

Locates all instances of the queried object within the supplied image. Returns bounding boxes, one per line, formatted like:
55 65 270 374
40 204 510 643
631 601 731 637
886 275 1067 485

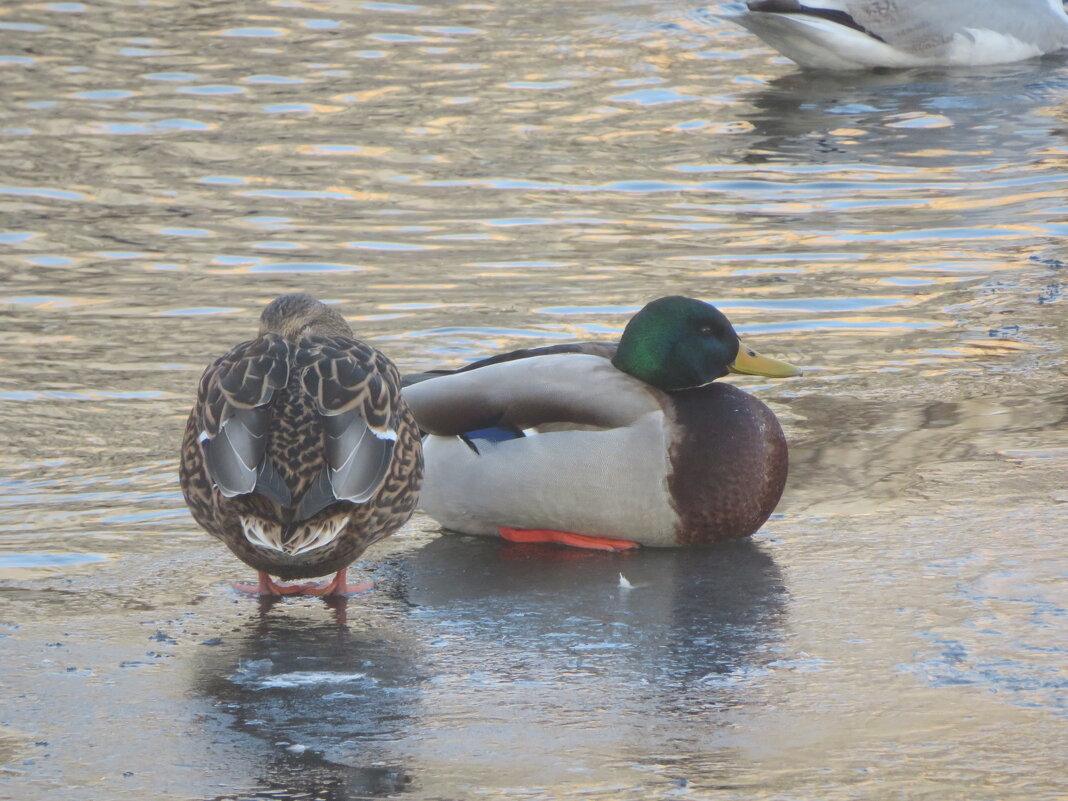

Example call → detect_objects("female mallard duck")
402 296 801 551
179 294 423 595
735 0 1068 70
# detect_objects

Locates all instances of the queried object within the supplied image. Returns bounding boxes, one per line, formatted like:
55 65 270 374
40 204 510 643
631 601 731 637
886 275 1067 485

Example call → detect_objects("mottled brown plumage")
180 294 422 594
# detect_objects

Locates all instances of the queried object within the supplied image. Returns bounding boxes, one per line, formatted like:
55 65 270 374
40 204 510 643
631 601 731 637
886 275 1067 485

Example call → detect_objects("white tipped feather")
240 514 346 556
284 515 347 556
240 515 286 553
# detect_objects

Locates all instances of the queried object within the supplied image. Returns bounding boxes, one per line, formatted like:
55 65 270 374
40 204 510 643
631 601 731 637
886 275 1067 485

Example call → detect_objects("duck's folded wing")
402 353 661 436
747 0 1068 54
402 341 618 387
294 336 400 520
197 334 291 504
745 1 881 39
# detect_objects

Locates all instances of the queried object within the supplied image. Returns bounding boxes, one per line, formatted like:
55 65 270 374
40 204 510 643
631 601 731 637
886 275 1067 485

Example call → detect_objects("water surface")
1 1 1067 799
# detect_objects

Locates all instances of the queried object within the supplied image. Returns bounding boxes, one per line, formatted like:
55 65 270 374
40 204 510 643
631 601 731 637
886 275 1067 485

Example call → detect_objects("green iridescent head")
611 296 800 391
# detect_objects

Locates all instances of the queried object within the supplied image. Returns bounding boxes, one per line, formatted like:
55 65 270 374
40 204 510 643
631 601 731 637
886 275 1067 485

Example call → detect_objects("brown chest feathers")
667 383 788 546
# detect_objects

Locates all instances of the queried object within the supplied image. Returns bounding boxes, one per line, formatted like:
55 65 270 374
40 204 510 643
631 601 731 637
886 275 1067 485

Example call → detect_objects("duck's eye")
698 325 715 335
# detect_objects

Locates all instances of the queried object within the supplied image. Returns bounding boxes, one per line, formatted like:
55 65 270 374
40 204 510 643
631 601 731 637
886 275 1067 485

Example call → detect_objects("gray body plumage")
737 0 1068 69
403 348 789 548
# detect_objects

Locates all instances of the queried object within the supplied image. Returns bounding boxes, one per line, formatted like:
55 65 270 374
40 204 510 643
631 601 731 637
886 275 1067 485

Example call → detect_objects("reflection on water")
2 0 1067 799
404 535 785 692
194 539 785 797
196 609 423 800
786 390 1068 515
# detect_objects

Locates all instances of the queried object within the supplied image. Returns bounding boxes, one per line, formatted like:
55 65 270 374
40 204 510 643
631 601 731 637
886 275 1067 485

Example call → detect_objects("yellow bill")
729 340 802 378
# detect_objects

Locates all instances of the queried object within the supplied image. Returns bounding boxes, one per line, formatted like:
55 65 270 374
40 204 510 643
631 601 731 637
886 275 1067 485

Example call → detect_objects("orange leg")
295 568 374 596
231 572 305 596
499 526 640 552
231 568 374 597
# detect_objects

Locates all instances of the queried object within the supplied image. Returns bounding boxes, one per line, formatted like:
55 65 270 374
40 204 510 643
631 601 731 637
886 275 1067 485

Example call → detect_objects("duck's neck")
612 330 727 391
612 332 671 387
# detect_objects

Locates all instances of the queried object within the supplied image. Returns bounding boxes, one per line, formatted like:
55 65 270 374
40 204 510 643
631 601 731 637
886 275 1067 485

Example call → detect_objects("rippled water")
2 1 1067 799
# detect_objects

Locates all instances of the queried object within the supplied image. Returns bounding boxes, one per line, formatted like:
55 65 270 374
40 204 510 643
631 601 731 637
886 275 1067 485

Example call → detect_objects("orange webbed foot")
499 526 640 552
295 568 374 596
231 569 373 597
231 572 307 596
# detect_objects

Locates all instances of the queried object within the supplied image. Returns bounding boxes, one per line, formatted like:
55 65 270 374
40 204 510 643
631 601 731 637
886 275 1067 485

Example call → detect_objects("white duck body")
408 354 679 546
419 421 681 545
736 0 1068 70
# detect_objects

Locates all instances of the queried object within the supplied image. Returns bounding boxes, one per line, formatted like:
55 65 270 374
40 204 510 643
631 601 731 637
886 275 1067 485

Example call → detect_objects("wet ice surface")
4 501 1067 799
2 0 1068 798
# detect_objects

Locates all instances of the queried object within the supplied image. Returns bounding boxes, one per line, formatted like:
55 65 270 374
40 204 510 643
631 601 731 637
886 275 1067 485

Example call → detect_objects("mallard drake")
402 296 801 551
735 0 1068 70
179 294 423 595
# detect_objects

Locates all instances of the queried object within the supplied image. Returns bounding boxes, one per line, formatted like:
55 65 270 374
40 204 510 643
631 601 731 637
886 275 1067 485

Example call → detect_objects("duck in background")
733 0 1068 70
403 296 801 551
180 294 423 596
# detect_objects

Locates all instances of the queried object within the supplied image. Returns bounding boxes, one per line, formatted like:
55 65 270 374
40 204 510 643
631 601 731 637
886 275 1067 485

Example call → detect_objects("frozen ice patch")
231 659 375 690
